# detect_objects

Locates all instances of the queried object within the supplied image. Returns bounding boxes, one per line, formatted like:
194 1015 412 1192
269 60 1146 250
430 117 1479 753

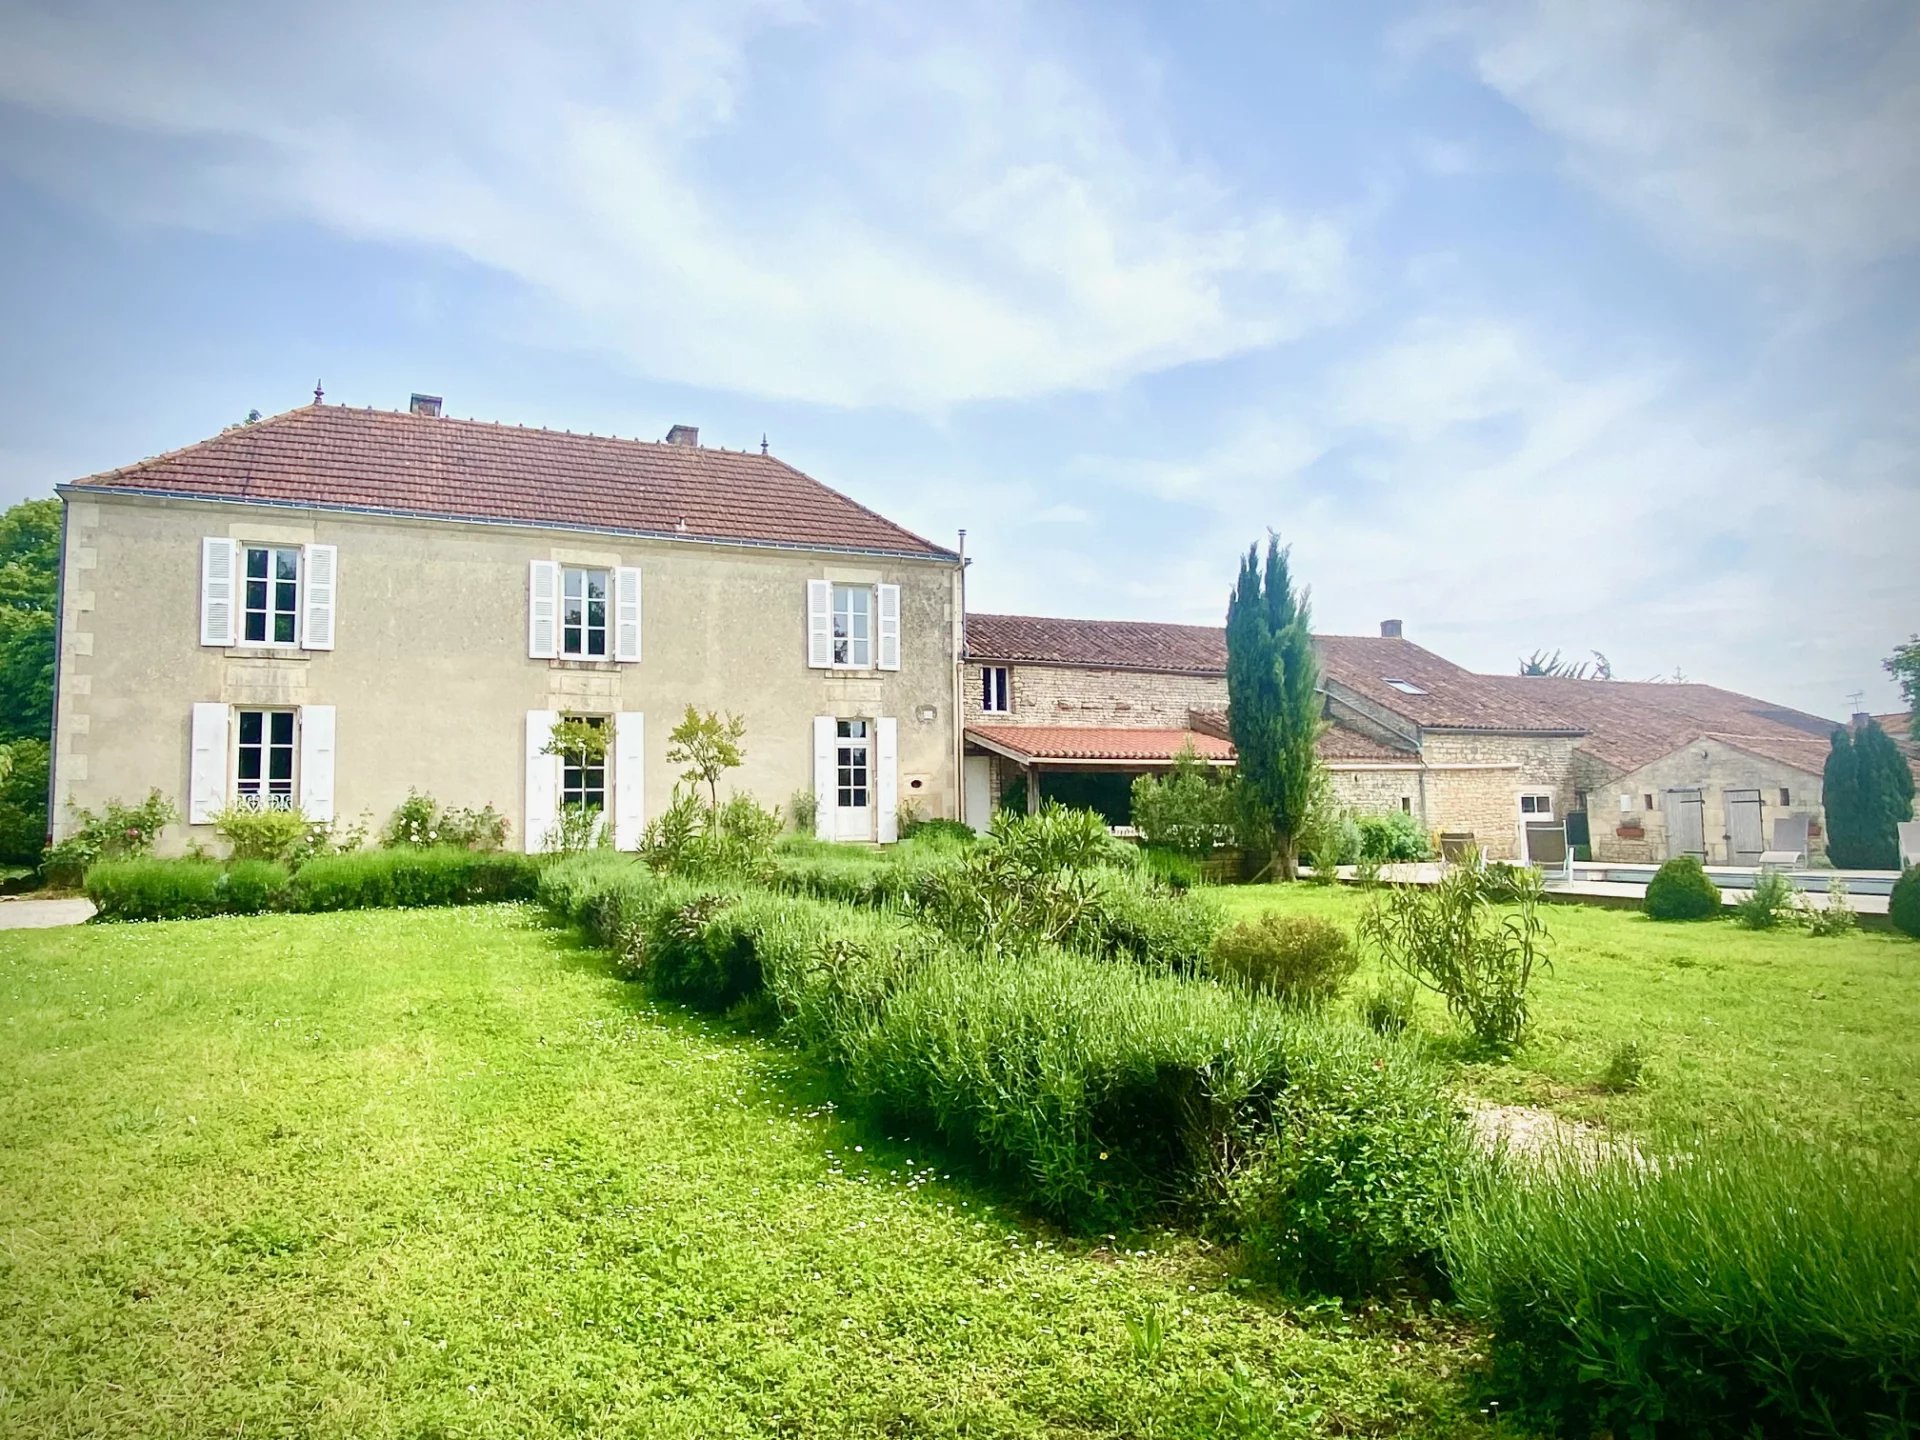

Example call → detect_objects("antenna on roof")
761 433 769 455
313 379 324 405
1847 689 1866 713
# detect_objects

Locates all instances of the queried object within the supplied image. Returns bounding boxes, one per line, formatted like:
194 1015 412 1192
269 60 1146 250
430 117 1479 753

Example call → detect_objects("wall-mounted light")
916 704 938 723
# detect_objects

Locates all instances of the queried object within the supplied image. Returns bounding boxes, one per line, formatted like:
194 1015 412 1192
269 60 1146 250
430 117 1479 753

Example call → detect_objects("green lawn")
0 906 1501 1439
1220 885 1920 1149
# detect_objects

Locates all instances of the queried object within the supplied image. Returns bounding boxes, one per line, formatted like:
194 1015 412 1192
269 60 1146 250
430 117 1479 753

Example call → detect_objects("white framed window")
235 709 297 809
982 666 1010 714
242 545 300 646
837 720 871 809
1519 792 1554 817
832 584 872 668
1383 677 1427 696
561 567 610 659
561 714 608 812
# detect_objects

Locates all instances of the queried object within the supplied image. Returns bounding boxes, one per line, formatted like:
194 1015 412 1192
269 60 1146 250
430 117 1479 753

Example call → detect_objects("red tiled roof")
967 614 1227 673
1493 676 1840 776
1316 634 1583 732
67 403 955 559
1187 708 1412 763
966 725 1235 764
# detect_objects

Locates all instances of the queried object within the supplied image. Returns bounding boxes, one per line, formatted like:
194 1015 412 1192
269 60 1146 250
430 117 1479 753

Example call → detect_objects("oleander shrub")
1644 854 1721 921
649 889 762 1008
1731 868 1801 930
1233 1021 1470 1295
86 857 225 921
839 946 1294 1228
1361 855 1551 1051
1448 1129 1920 1438
1208 913 1358 1009
287 847 539 911
1889 865 1920 940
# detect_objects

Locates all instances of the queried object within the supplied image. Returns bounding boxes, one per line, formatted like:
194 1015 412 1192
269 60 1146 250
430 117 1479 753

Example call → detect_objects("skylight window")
1383 678 1427 695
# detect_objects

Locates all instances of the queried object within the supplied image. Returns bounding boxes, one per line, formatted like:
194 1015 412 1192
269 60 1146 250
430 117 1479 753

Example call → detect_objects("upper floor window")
982 666 1010 714
833 584 872 667
243 546 301 645
562 567 609 658
235 708 296 809
807 580 900 671
202 538 335 651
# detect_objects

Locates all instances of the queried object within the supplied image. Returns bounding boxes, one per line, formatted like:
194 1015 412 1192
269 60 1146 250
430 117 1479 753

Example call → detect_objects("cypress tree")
1226 536 1323 879
1824 721 1914 870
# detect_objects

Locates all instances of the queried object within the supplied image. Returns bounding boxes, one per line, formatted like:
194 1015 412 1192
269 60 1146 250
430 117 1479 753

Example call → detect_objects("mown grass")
1221 885 1920 1148
0 905 1505 1438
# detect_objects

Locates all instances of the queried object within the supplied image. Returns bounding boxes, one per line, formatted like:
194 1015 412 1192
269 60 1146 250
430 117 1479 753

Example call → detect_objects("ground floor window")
561 715 607 812
236 709 296 809
836 720 870 809
1519 793 1554 816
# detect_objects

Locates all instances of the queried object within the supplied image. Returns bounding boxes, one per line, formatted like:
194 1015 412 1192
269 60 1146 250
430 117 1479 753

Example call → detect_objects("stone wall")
1584 738 1825 864
962 661 1227 729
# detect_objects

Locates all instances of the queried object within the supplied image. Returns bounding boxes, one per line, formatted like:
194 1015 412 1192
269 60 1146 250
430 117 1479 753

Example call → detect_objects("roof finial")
760 433 769 456
313 379 324 405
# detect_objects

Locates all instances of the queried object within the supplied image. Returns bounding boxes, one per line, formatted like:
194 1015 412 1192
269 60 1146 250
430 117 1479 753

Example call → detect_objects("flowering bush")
381 791 510 851
42 789 178 882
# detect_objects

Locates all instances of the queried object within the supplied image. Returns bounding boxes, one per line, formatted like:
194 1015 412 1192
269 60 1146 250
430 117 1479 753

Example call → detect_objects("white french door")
834 720 875 841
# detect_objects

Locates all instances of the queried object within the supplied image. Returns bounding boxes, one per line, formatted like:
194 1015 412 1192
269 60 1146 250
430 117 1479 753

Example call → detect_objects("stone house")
50 397 963 854
961 615 1582 858
1510 683 1913 865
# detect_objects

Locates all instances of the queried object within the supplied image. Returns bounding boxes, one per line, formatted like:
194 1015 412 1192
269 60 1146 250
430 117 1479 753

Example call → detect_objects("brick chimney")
1380 619 1403 639
665 424 699 447
409 393 443 418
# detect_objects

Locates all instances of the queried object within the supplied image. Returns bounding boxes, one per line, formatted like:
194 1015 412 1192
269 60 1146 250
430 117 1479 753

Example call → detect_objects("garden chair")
1759 815 1809 871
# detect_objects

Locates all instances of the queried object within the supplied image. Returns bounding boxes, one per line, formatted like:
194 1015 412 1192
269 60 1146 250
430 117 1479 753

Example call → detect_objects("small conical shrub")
1645 854 1720 921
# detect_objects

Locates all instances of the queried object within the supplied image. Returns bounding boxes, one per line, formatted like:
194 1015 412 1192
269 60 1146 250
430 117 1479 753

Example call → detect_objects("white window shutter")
524 709 560 853
188 702 229 823
301 543 337 651
614 566 642 663
612 711 645 850
528 561 560 659
806 579 832 668
200 537 238 647
875 715 899 843
298 705 336 821
877 584 901 671
812 715 836 840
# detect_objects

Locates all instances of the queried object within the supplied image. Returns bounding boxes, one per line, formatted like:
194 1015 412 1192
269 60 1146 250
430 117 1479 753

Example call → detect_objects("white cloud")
0 0 1349 410
1415 0 1920 268
1064 315 1919 715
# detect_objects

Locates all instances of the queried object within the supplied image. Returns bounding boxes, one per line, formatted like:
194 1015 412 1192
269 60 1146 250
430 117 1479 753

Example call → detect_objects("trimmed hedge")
1448 1129 1920 1437
86 848 539 921
1644 854 1721 921
539 855 1464 1289
1891 865 1920 940
287 848 540 911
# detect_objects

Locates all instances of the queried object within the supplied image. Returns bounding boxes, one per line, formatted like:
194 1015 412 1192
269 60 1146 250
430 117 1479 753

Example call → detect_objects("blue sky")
0 0 1915 715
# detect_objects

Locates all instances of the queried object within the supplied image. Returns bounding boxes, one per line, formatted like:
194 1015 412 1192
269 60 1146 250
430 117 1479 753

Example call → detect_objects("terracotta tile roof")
1187 708 1412 763
1312 634 1582 732
1495 676 1840 777
967 613 1227 673
966 725 1235 764
67 403 955 559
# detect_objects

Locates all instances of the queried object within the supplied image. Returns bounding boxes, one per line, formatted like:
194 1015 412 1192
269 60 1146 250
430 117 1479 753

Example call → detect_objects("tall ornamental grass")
1447 1129 1920 1438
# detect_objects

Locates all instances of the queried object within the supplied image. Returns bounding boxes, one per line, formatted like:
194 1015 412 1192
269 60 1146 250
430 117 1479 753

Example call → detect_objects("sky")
0 0 1915 716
